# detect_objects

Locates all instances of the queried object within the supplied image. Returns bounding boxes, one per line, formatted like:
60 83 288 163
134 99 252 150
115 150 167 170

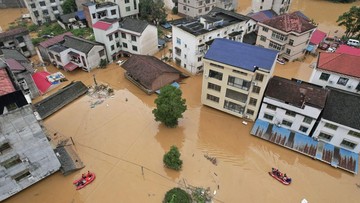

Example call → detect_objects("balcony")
175 47 181 56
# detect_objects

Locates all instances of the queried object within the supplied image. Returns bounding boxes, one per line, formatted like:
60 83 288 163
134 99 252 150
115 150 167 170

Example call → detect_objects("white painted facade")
178 0 217 17
309 69 360 94
24 0 64 25
111 0 139 18
258 97 321 135
172 17 249 74
252 0 292 15
313 119 360 153
83 2 120 28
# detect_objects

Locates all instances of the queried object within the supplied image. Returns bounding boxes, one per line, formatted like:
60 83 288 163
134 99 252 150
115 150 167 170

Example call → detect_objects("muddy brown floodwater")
3 1 360 203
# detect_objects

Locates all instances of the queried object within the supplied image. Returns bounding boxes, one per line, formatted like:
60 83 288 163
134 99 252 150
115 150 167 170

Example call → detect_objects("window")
131 35 137 42
132 45 138 51
303 117 312 124
318 132 333 141
109 35 113 41
34 11 39 17
356 83 360 91
252 86 260 94
271 31 287 41
115 33 119 38
2 156 22 169
340 139 357 149
13 170 31 182
225 89 247 103
267 104 276 110
126 6 131 12
111 45 114 51
337 77 348 86
209 70 223 80
262 27 268 32
282 120 292 127
122 43 128 48
232 70 247 75
260 36 266 42
49 52 54 59
319 73 330 81
348 130 360 138
184 54 187 59
99 50 105 57
210 63 224 69
249 98 257 106
176 37 181 45
269 41 282 51
92 14 96 19
289 39 294 46
324 123 338 130
286 48 291 55
255 73 264 82
111 9 116 15
55 55 61 62
224 100 244 114
247 109 254 115
207 94 219 103
125 0 129 3
264 113 274 121
121 33 126 39
42 10 49 15
31 4 36 8
228 76 251 91
299 126 308 133
52 6 58 11
207 82 221 92
50 0 55 2
116 42 120 48
285 110 296 117
199 9 202 13
0 142 11 154
198 57 202 62
134 0 137 9
39 1 46 6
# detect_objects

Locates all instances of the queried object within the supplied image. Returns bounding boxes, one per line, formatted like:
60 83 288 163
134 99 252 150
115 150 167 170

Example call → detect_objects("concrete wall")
87 45 107 71
0 105 60 202
139 24 158 56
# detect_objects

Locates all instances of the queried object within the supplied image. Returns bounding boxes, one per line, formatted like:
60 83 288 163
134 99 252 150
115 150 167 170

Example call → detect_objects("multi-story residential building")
252 0 292 15
24 0 64 25
258 76 328 135
111 0 139 18
46 35 107 72
309 52 360 94
312 88 360 153
38 32 73 62
178 0 217 17
171 7 250 74
93 18 158 62
0 63 60 201
256 12 316 61
201 38 278 121
216 0 237 11
0 27 36 57
83 2 120 28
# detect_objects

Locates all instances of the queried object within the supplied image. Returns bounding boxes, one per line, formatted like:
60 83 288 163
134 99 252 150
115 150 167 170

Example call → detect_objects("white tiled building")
309 52 360 94
24 0 64 25
171 7 250 74
111 0 139 18
201 39 278 121
258 76 328 135
93 18 158 62
83 2 120 28
178 0 236 17
252 0 292 15
312 88 360 153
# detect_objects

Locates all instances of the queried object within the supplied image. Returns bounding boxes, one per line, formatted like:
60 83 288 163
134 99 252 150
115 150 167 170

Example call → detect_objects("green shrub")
99 59 108 68
163 146 183 171
163 188 191 203
172 6 178 15
28 24 39 32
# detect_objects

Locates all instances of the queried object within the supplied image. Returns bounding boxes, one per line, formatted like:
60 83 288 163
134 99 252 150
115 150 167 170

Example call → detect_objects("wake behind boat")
269 168 292 185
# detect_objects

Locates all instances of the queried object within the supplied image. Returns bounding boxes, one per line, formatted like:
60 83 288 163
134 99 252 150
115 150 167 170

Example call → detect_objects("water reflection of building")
201 38 278 121
0 62 61 201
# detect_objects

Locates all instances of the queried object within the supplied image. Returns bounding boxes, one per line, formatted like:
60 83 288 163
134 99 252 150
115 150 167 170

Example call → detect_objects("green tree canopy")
337 6 360 38
61 0 78 14
163 146 183 171
163 187 191 203
152 85 187 128
139 0 167 24
327 0 356 3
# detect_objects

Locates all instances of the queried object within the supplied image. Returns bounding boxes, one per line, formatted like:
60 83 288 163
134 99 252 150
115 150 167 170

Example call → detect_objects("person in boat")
82 173 86 179
286 178 292 183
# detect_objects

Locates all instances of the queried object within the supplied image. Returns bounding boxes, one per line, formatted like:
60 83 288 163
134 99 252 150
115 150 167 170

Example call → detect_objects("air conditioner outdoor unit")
347 85 352 88
204 74 208 78
329 80 333 84
252 81 257 85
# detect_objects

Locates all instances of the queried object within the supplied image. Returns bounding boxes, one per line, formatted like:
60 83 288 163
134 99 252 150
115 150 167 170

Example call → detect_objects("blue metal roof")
76 11 85 20
204 39 278 72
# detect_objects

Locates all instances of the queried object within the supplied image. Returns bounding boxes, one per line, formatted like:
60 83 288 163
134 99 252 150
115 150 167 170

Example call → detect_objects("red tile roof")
317 52 360 78
0 68 15 96
310 29 327 45
262 12 316 33
93 21 112 31
39 32 73 48
32 71 52 94
336 45 360 56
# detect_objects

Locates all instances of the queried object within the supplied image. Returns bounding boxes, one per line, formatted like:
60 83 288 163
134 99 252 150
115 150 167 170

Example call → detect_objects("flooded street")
2 0 360 203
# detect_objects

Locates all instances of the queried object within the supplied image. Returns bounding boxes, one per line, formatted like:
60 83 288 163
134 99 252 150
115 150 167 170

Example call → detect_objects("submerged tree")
163 145 183 171
163 187 191 203
152 85 186 128
139 0 167 25
61 0 78 14
337 6 360 38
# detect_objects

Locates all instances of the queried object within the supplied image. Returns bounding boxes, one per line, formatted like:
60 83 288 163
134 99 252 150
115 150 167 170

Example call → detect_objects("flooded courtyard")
2 0 360 202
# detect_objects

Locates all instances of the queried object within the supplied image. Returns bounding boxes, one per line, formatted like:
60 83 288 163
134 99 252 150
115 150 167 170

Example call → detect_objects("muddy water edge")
2 0 360 203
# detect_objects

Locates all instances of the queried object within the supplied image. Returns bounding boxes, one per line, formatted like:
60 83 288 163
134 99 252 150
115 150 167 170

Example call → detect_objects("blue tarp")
306 44 315 52
76 11 85 20
161 22 171 29
155 82 179 94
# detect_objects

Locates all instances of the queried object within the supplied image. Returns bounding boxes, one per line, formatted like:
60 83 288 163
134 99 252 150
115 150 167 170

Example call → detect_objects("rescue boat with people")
73 171 96 190
269 168 292 185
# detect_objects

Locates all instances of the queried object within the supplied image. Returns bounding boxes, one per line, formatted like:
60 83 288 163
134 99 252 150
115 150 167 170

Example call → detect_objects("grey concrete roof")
120 18 149 33
62 35 102 54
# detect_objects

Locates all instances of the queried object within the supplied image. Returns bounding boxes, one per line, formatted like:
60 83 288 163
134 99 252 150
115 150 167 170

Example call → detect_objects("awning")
306 45 314 52
32 71 52 94
228 31 243 37
68 51 80 57
64 62 78 71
